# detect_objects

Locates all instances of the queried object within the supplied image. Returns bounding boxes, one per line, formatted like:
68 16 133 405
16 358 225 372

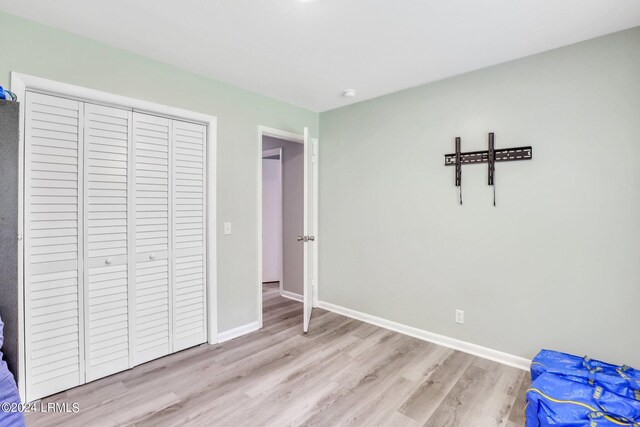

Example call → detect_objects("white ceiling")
1 0 640 112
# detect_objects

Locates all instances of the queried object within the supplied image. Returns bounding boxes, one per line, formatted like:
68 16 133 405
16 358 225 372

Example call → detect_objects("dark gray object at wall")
0 99 20 382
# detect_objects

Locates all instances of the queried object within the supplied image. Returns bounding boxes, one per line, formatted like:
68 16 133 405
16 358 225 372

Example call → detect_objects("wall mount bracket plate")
444 145 532 167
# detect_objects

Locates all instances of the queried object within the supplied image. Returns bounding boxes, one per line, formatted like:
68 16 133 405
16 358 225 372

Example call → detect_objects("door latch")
297 235 316 242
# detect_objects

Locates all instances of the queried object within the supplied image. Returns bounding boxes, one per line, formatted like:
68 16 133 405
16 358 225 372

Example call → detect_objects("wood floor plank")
399 350 474 422
26 283 527 427
297 335 427 426
335 375 418 426
398 344 454 383
422 358 523 427
506 372 531 427
472 360 526 426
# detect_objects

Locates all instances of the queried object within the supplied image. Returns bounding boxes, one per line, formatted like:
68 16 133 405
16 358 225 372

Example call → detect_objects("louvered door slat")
172 120 207 351
133 113 171 365
25 92 84 401
84 103 132 382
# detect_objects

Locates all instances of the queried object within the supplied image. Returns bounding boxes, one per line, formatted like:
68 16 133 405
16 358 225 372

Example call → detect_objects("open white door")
302 127 316 333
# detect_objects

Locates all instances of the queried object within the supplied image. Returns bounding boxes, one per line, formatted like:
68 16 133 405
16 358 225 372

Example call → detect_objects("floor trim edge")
217 321 261 343
280 291 303 302
317 300 530 371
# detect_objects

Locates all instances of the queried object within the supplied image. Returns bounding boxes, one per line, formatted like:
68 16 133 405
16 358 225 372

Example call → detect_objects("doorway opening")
260 132 305 327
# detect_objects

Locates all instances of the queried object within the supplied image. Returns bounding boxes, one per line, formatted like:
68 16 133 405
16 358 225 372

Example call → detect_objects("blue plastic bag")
526 373 640 426
0 85 17 101
532 349 640 401
0 317 25 427
0 373 24 427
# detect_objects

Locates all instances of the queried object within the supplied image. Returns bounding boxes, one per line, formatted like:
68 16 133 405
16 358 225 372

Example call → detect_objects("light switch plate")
224 222 232 235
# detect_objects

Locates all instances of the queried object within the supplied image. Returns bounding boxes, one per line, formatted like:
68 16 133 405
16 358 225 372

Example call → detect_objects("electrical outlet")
224 222 232 235
455 309 464 324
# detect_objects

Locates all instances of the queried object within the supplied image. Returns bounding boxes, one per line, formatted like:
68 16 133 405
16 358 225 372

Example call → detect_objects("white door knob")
149 253 156 260
105 258 112 265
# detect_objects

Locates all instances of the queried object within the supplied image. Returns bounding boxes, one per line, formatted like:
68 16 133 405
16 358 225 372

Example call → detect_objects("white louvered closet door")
24 92 84 401
172 120 207 351
83 103 132 382
132 113 172 365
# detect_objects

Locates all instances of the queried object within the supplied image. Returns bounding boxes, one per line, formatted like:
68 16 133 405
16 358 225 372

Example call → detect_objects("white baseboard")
217 321 261 343
280 290 303 302
317 301 530 371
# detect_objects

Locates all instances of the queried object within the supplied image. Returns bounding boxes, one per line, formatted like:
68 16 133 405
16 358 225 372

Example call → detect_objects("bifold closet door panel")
83 103 132 382
24 92 84 401
132 113 171 365
172 120 207 351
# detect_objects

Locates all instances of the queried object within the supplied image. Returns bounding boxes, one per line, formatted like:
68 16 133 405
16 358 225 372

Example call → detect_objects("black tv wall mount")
444 132 532 206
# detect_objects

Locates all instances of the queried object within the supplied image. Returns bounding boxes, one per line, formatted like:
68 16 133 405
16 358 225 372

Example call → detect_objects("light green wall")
3 9 639 365
319 27 640 366
0 11 318 332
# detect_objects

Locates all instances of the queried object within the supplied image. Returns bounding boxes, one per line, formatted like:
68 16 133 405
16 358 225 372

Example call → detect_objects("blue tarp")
532 349 640 401
0 316 25 427
526 373 640 426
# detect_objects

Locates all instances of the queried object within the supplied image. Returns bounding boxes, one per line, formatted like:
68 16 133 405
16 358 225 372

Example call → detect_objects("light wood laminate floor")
26 283 530 426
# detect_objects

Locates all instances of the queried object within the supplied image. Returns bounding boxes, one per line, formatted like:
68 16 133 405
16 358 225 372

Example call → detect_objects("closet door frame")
12 72 218 403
